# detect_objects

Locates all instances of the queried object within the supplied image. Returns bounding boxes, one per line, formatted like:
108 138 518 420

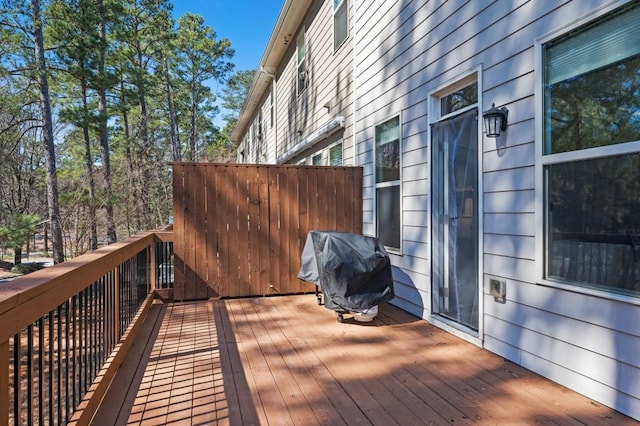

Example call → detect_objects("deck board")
98 295 635 425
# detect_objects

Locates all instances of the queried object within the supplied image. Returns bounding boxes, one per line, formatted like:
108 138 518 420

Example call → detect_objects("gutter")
230 0 313 144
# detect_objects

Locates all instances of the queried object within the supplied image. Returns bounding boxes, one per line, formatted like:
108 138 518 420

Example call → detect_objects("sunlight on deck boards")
96 295 634 425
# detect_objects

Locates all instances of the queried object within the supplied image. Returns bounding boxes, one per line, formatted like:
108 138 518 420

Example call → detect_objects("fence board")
206 166 219 296
183 165 196 300
171 164 363 298
227 166 244 294
308 168 320 231
207 168 217 295
194 165 208 300
278 168 291 294
268 168 281 296
335 168 346 231
216 166 230 297
248 168 261 296
237 166 250 296
173 165 185 301
258 168 270 295
296 167 309 293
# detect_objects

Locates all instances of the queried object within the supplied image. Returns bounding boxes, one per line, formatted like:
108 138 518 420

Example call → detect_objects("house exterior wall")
235 0 355 166
354 0 639 420
235 0 640 419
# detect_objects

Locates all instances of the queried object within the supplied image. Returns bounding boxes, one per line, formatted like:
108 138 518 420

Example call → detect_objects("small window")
270 92 274 128
334 0 348 50
440 82 478 115
312 153 323 165
375 116 401 250
541 3 640 296
297 32 307 95
329 142 343 166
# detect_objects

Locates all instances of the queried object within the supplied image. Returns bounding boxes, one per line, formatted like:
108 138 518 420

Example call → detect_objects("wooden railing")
0 230 174 425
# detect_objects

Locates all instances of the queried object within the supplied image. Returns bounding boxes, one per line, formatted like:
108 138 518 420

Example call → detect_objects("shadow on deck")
92 295 634 425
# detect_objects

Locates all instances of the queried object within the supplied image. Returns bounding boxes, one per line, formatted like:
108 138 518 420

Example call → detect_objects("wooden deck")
92 295 634 425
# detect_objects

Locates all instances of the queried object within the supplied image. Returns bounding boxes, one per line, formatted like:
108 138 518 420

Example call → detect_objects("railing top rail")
0 231 173 344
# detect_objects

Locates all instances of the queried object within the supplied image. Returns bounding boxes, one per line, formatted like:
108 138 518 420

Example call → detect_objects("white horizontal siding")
484 190 534 214
484 166 534 192
484 233 534 260
484 254 535 283
485 298 640 369
483 213 535 236
354 0 640 419
483 142 534 173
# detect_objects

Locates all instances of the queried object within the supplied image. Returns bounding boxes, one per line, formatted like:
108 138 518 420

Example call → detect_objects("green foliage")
0 214 40 251
11 262 46 274
0 0 246 254
221 69 255 122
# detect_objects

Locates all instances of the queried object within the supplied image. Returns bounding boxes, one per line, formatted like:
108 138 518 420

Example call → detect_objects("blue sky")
172 0 284 128
171 0 284 107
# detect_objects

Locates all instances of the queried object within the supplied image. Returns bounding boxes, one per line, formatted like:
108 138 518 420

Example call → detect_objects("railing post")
150 239 157 293
0 340 8 425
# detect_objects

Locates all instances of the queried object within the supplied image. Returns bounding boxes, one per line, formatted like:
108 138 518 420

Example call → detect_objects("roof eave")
230 0 312 143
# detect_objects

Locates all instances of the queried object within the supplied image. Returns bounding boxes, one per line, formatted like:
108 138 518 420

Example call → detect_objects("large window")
541 2 640 296
333 0 348 50
375 116 401 250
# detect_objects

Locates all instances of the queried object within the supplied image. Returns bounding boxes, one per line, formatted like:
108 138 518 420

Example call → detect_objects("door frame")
427 67 484 346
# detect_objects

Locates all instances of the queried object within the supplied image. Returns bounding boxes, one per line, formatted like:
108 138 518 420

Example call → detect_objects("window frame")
534 0 640 304
374 114 402 254
328 141 344 166
333 0 348 51
303 140 344 166
296 31 307 96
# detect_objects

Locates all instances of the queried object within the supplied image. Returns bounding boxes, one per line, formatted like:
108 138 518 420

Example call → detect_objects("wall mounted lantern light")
482 103 508 137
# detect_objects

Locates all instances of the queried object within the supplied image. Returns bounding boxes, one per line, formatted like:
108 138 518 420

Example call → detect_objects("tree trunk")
164 59 181 161
81 79 98 250
14 246 22 265
32 0 64 264
136 46 152 230
189 92 197 161
119 73 135 236
97 0 117 244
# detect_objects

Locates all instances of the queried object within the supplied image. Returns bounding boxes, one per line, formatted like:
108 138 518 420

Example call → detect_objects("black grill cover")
298 231 394 311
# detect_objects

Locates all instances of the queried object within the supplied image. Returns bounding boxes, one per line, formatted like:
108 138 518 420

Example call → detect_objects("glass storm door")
431 108 479 330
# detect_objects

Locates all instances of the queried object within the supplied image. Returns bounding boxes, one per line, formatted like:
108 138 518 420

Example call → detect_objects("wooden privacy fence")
171 163 363 300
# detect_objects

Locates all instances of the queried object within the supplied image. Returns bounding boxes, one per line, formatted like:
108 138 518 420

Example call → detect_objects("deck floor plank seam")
92 295 635 425
270 295 437 425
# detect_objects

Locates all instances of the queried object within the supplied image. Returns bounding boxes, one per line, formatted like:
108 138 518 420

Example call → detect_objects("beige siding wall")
274 0 355 165
237 0 355 166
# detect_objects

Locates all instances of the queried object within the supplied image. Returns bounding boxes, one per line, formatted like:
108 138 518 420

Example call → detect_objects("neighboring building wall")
235 0 355 167
355 0 639 420
276 0 355 165
237 88 274 164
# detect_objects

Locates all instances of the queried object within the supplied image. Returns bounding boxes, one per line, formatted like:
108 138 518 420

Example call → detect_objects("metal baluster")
13 333 20 426
91 282 96 380
64 300 70 422
71 295 77 408
77 292 83 401
38 318 44 425
57 307 62 425
27 324 33 425
87 283 96 382
48 311 54 424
